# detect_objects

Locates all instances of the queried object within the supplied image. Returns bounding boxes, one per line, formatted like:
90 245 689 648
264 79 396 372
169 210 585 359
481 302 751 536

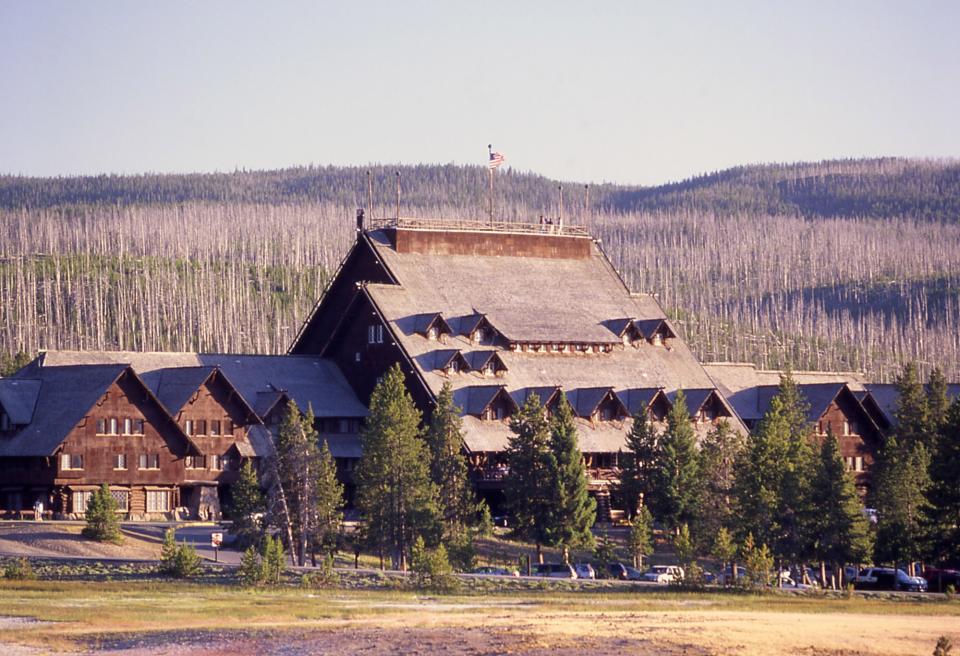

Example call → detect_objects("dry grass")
0 580 958 655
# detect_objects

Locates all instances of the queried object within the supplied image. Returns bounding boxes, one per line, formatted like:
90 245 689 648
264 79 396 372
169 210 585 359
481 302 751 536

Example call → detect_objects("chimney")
356 208 365 232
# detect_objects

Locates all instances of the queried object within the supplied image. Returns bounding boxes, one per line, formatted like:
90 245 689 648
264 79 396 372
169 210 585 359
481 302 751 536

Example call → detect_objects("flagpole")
487 144 494 225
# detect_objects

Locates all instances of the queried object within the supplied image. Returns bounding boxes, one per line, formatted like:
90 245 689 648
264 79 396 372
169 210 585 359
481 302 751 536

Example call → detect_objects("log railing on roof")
367 216 591 237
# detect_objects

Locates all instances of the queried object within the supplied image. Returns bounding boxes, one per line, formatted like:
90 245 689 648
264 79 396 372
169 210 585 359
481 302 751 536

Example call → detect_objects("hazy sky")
2 1 958 185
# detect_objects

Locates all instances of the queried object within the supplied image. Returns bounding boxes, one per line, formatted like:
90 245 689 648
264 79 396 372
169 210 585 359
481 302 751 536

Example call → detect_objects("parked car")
574 563 596 580
643 565 684 583
853 567 928 592
534 563 577 579
922 567 960 593
472 566 519 577
605 562 629 580
623 565 645 581
717 565 748 585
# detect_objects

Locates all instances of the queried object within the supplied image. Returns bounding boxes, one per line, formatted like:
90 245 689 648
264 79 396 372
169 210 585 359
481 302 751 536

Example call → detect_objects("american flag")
488 150 505 170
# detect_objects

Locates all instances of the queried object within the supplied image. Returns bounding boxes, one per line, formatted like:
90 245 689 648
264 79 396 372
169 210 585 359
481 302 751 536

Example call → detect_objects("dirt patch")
79 627 707 656
0 523 160 560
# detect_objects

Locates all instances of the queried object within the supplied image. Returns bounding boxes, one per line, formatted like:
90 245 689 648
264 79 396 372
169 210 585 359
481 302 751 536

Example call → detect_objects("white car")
643 565 684 583
574 563 596 580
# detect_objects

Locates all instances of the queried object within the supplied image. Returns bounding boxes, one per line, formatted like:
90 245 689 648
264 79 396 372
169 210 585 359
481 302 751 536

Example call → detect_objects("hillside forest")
1 157 958 381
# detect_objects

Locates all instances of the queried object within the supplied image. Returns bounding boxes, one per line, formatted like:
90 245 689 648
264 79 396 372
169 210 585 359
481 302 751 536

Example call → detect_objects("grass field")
1 580 958 655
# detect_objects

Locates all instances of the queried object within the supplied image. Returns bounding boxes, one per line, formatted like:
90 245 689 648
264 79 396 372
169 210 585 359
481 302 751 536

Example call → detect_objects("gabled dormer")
617 387 671 422
676 388 734 423
455 313 500 346
603 318 645 347
464 351 508 377
634 318 677 346
430 349 471 376
456 385 518 421
510 386 562 415
0 379 41 434
566 387 629 422
413 313 453 343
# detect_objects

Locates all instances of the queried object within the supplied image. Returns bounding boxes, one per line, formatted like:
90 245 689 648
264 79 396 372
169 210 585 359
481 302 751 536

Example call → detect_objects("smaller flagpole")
558 185 563 232
584 184 590 224
488 144 494 225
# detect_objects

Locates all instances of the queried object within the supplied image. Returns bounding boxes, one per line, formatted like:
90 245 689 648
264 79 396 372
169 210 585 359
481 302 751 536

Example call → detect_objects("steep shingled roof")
358 227 741 451
0 378 41 425
36 351 368 419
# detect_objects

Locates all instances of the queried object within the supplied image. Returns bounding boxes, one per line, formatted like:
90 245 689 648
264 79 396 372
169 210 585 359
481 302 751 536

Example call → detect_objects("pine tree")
238 545 264 586
356 363 440 570
711 527 737 582
547 394 596 556
628 506 654 570
895 363 931 449
809 431 872 580
313 439 344 559
425 382 474 537
925 397 960 564
696 419 745 547
871 434 931 567
926 367 950 435
272 400 322 566
230 460 265 548
81 484 122 543
616 409 659 518
503 393 556 563
650 390 700 534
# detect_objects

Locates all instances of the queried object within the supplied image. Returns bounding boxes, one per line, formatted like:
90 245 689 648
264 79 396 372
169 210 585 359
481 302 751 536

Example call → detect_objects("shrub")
301 554 340 589
262 535 286 585
445 530 477 572
159 528 202 578
81 484 123 544
238 546 264 586
475 501 494 537
740 533 774 589
934 636 953 656
2 557 36 580
411 536 457 592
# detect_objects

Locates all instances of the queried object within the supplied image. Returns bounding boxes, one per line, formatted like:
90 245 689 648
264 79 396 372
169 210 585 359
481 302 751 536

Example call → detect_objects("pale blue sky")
1 1 957 185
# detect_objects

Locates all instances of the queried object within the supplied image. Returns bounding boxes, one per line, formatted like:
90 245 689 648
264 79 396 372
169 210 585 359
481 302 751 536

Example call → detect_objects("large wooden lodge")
0 216 945 520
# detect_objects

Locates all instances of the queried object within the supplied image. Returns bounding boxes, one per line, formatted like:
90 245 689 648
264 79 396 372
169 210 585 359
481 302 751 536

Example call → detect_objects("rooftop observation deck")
366 216 591 238
364 217 593 258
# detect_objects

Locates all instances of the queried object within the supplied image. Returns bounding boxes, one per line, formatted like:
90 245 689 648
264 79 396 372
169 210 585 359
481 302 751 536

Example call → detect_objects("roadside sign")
211 532 223 547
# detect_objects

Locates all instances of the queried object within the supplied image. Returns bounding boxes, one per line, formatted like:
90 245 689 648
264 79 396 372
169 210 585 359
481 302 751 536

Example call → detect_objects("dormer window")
448 359 460 374
652 334 663 346
427 326 438 341
473 327 485 344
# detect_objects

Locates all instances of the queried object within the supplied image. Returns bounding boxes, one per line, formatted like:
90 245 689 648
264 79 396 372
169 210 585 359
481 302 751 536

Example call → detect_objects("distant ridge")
2 157 959 222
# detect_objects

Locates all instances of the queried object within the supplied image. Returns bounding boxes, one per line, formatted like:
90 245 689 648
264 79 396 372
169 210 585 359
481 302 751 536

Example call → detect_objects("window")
367 324 384 344
113 453 127 470
186 455 206 469
109 418 119 435
854 456 863 472
448 359 460 374
338 419 351 433
652 334 663 346
110 490 129 511
210 420 220 436
210 455 223 471
138 454 160 470
224 420 234 435
843 421 850 436
474 328 485 343
355 352 361 363
184 420 194 436
72 490 94 513
96 418 107 434
817 421 824 435
60 453 84 470
131 418 144 435
427 326 438 340
146 490 170 513
195 420 207 435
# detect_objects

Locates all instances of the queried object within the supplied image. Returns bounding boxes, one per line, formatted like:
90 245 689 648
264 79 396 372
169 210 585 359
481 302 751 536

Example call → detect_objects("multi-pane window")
60 453 84 470
210 455 223 471
224 420 234 435
185 455 206 469
72 490 94 513
146 490 170 513
111 490 129 511
96 418 107 434
123 418 132 435
367 324 384 344
195 420 207 435
210 420 220 436
113 453 127 470
109 418 119 435
138 453 160 470
184 420 194 436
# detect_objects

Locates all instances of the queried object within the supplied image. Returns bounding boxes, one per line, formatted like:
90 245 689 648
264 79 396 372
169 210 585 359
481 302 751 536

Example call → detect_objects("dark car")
923 568 960 593
605 562 629 580
853 567 927 592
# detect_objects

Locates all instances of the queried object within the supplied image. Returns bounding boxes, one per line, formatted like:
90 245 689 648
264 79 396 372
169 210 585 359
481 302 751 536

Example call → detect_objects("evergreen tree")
81 484 122 543
894 363 931 449
696 419 745 546
356 363 440 570
312 439 344 559
711 527 738 582
925 397 960 564
503 393 556 562
871 434 931 567
649 390 701 534
547 394 596 555
425 382 474 537
926 367 950 435
229 460 266 548
809 431 873 578
272 400 323 566
628 506 654 570
616 409 660 518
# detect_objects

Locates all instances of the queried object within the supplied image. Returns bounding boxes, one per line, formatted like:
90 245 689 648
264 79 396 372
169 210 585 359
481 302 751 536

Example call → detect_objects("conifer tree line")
615 363 960 585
